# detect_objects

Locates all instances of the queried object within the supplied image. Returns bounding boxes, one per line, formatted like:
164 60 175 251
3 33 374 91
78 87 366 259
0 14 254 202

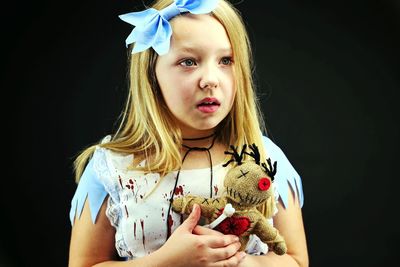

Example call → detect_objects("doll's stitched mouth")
226 186 265 205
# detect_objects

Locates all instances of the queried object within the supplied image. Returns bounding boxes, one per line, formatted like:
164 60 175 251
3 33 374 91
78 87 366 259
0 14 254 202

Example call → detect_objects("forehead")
169 14 232 53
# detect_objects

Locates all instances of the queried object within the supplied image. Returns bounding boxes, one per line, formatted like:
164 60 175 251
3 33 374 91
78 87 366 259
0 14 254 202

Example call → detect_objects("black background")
2 0 399 266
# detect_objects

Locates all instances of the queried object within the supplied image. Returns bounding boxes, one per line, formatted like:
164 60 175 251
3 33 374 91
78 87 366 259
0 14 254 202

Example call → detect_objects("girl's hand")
155 204 246 267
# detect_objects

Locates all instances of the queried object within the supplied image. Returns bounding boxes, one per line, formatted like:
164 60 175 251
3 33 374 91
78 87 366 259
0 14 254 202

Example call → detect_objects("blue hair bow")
119 0 219 55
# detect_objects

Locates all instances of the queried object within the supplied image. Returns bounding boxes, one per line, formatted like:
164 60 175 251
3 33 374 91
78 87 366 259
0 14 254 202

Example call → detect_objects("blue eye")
180 59 196 67
221 57 233 65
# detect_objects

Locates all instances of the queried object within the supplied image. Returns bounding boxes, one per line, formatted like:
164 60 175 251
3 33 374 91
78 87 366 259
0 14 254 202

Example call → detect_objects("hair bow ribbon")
119 0 219 55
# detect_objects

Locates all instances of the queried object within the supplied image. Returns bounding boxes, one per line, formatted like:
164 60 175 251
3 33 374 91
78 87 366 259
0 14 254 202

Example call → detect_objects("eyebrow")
176 46 232 54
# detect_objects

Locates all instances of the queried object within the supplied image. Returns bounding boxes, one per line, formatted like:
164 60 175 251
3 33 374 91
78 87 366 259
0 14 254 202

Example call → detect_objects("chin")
180 123 218 135
177 115 227 133
196 120 223 131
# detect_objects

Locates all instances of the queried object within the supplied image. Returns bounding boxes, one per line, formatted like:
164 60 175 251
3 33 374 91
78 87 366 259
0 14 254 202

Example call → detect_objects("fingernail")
240 252 247 259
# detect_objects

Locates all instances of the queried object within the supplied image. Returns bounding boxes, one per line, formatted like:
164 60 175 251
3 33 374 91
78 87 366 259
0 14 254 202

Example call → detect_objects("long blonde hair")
73 0 268 194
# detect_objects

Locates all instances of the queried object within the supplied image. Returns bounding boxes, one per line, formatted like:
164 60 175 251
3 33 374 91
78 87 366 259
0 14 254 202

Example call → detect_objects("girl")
68 0 308 266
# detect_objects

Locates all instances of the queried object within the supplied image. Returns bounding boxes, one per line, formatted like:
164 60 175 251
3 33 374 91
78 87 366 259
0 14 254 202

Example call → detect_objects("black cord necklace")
166 133 217 239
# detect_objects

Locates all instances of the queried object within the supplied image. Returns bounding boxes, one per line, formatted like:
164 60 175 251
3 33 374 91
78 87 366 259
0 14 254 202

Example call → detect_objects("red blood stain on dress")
140 219 145 249
174 185 184 195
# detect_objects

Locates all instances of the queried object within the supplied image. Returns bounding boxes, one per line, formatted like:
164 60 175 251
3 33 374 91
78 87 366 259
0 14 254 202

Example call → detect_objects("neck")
181 127 216 139
182 132 217 149
182 132 215 141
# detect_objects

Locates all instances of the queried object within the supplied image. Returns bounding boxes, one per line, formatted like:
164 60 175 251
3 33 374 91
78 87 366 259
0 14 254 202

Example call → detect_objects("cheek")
222 71 236 101
161 80 194 110
225 83 236 108
173 75 197 99
230 85 237 102
157 72 180 106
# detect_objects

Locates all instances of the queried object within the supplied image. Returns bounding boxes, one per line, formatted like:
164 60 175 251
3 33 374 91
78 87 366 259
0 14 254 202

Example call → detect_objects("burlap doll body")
172 144 287 255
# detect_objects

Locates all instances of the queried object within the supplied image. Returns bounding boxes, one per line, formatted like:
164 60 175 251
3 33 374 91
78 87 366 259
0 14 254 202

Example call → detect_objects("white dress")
70 135 304 259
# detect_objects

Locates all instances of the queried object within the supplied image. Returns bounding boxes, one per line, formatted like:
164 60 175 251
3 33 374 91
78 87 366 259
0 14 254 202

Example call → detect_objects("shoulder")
69 135 131 225
261 135 304 208
261 135 292 162
95 135 135 172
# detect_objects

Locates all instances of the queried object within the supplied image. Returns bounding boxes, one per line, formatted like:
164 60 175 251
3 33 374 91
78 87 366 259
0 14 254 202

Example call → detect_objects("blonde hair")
73 0 269 212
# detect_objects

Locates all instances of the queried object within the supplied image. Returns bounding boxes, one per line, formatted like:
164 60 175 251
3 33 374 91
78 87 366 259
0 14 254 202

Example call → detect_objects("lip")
196 97 221 114
196 97 221 106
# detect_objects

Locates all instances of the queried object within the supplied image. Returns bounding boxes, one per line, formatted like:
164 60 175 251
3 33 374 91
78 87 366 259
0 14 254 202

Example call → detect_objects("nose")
199 63 219 90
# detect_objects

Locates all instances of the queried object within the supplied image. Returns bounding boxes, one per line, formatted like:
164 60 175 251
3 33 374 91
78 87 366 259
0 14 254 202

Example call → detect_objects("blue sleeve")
69 157 108 225
262 135 304 208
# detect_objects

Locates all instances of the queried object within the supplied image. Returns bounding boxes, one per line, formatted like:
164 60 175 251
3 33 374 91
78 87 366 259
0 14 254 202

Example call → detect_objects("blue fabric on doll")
69 135 304 224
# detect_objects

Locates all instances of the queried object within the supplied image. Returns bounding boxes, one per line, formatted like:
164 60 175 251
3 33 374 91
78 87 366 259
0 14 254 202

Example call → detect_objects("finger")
213 251 247 267
181 204 200 232
209 241 241 262
200 235 240 249
193 225 223 236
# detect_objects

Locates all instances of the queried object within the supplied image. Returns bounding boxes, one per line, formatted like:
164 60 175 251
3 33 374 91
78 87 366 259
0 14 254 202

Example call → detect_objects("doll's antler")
223 144 247 166
245 143 261 165
244 144 277 181
261 158 277 181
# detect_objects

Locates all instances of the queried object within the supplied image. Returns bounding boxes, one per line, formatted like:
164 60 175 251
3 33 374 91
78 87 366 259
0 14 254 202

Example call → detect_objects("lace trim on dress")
92 135 130 257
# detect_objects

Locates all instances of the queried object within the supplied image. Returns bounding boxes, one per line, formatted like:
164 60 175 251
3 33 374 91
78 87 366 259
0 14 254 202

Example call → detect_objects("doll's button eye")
258 178 271 191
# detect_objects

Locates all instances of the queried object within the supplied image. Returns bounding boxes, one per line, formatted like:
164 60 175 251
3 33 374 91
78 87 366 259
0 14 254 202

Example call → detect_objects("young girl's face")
155 14 236 138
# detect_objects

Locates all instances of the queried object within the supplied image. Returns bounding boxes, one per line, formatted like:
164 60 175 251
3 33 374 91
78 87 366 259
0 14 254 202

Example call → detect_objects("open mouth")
197 98 221 113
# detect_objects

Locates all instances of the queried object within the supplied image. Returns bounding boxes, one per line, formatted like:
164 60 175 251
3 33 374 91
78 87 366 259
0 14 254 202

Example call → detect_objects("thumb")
181 204 201 233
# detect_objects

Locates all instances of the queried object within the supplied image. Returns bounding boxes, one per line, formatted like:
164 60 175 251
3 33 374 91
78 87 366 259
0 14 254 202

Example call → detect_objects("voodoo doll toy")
172 144 287 255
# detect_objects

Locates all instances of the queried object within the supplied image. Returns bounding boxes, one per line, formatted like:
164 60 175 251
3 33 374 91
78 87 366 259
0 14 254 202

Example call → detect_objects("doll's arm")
253 216 287 255
172 195 226 218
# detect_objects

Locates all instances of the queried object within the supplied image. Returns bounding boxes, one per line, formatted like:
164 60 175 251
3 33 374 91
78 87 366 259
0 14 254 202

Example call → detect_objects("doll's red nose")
258 177 271 191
